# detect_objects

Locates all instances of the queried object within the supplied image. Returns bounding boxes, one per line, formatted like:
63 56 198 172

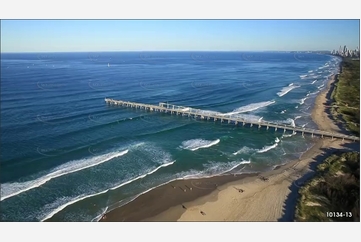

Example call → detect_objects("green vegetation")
331 58 360 135
295 151 360 222
294 58 360 222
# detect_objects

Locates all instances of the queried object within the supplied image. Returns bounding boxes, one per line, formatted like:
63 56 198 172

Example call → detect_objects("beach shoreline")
100 73 356 222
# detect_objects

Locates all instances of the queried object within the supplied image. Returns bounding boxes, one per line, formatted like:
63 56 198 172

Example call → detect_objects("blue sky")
1 20 359 52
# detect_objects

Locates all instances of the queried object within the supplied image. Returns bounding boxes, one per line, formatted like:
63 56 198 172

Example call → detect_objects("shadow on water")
278 142 360 222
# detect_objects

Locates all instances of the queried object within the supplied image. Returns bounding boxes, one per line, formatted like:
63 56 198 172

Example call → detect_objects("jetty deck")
105 98 359 142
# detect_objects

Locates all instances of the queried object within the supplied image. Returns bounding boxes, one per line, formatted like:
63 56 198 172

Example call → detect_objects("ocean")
0 51 341 221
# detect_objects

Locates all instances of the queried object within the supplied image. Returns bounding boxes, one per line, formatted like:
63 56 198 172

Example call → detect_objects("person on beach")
260 176 269 181
233 187 244 193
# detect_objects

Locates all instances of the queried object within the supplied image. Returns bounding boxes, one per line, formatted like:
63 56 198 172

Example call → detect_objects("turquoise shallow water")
0 52 341 221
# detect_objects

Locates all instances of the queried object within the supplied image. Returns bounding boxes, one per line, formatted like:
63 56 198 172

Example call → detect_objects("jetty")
105 98 359 142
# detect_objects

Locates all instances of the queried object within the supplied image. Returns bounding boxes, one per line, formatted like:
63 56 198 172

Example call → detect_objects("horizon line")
1 50 333 54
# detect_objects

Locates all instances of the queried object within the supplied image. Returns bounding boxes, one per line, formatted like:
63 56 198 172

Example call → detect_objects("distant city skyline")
331 45 360 57
1 20 359 53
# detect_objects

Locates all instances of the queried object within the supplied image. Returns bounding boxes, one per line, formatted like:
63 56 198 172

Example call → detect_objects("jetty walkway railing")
105 98 359 142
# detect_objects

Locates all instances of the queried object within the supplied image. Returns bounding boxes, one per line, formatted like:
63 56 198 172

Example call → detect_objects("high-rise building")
331 45 359 58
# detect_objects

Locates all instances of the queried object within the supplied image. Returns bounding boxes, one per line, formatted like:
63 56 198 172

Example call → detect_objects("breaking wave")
233 146 257 155
299 97 307 105
257 137 280 153
225 100 276 115
180 139 220 151
1 149 130 201
277 83 300 97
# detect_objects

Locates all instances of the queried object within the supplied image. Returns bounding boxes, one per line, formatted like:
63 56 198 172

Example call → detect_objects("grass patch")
295 151 360 222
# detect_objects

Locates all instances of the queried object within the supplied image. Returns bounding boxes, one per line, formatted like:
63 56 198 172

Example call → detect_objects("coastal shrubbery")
331 58 360 135
295 151 360 222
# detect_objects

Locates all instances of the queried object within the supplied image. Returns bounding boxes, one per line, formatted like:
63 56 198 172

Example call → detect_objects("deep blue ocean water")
0 52 341 221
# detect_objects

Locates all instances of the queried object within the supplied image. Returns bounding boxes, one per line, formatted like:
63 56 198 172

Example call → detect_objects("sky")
1 20 359 52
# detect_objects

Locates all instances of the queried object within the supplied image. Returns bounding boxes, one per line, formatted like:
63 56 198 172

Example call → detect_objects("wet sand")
100 173 258 221
101 74 358 222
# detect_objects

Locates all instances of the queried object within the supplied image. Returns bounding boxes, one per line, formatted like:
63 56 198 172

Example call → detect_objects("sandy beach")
101 74 358 222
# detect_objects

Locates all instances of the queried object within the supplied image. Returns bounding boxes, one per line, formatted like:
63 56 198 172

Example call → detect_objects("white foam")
222 160 251 173
183 107 222 117
185 160 251 179
1 149 130 201
257 137 280 154
196 110 223 116
109 161 175 191
277 84 300 97
270 118 295 127
299 98 307 105
309 90 320 95
40 160 176 221
280 110 286 114
294 116 302 120
318 84 325 89
40 194 103 222
299 74 307 79
311 80 317 84
231 113 263 123
207 108 263 124
92 206 108 222
282 133 295 138
224 100 275 115
233 146 257 155
308 70 313 73
288 118 295 127
180 139 220 151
